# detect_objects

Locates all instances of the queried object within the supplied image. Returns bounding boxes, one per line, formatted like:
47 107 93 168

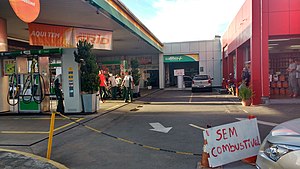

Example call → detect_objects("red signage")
9 0 40 23
29 23 73 47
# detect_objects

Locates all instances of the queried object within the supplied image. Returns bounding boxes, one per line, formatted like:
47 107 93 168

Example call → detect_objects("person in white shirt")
108 73 117 99
115 74 122 98
121 71 134 102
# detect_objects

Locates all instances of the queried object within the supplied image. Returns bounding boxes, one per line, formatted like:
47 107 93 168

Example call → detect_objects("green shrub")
74 40 99 94
238 85 253 100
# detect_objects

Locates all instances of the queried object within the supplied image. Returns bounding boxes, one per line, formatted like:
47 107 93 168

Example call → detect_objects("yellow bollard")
47 112 56 159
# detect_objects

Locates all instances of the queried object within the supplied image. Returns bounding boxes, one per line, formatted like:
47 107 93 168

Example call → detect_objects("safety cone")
197 125 215 169
242 115 257 165
201 138 209 168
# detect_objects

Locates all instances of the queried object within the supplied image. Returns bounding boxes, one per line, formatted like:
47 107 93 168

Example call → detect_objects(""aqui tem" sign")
204 118 261 168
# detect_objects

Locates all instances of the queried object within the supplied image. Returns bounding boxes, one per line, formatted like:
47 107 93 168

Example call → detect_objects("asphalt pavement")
0 88 299 169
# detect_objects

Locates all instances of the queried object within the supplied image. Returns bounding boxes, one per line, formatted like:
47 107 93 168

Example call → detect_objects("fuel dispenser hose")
6 73 20 106
21 74 46 104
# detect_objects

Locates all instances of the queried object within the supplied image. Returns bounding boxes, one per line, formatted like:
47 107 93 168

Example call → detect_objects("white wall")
163 38 222 87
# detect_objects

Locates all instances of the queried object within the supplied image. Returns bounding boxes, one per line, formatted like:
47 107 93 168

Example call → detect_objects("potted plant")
238 85 253 106
147 78 152 90
131 59 141 97
74 40 99 113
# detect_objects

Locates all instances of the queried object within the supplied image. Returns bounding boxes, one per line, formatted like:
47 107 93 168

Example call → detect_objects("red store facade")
222 0 300 105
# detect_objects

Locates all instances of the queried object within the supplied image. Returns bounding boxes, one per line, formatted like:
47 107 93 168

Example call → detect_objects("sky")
120 0 246 43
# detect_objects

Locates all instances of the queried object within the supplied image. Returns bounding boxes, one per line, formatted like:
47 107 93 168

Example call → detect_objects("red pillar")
236 47 244 95
261 0 270 100
251 0 262 105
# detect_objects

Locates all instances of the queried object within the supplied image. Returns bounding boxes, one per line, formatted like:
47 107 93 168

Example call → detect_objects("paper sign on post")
203 118 261 167
174 69 184 76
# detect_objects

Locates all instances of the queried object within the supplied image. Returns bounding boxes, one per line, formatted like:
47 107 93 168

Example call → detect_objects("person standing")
98 70 107 103
241 61 251 87
108 73 117 100
121 71 134 102
115 74 122 98
287 58 297 97
296 59 300 96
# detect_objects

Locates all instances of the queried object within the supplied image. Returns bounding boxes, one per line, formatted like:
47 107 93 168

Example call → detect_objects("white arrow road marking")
236 118 278 127
149 122 172 133
189 124 206 131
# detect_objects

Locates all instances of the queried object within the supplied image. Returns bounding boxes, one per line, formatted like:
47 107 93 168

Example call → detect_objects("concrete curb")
0 148 68 169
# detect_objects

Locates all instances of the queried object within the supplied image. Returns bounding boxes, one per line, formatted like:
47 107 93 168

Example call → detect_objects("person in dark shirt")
242 61 251 86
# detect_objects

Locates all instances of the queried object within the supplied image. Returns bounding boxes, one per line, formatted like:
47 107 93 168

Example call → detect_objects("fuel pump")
0 48 61 113
18 57 47 113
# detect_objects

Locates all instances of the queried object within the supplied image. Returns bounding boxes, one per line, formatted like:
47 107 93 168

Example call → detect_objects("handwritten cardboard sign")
204 118 261 167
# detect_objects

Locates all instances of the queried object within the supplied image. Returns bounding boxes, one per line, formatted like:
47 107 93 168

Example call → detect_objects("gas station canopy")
0 0 163 56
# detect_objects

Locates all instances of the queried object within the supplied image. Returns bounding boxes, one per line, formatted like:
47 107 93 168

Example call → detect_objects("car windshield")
184 77 192 81
193 75 209 80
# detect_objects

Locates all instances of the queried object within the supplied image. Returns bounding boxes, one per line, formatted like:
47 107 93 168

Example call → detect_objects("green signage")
0 48 63 57
163 54 199 63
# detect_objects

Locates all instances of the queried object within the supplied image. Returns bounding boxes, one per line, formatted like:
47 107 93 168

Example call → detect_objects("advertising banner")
9 0 40 23
204 118 261 167
29 23 73 47
73 28 112 50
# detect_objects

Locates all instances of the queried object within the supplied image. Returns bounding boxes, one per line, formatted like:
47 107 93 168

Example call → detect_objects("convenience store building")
222 0 300 105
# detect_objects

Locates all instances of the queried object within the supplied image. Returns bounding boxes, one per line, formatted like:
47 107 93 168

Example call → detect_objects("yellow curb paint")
0 148 68 169
117 138 134 144
142 145 160 151
176 151 194 155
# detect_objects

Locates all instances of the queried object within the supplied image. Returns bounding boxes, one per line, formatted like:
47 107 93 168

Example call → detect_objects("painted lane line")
236 118 278 126
10 117 80 120
189 124 206 131
53 118 84 132
0 118 85 134
242 109 249 113
0 131 48 134
189 93 193 103
105 104 121 111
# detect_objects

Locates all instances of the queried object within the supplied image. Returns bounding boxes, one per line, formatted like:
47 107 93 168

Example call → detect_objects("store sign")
73 28 112 50
204 118 261 167
28 23 113 50
163 54 199 63
9 0 40 23
29 23 73 47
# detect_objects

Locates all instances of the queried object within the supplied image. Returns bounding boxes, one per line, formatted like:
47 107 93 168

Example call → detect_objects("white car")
256 118 300 169
191 75 212 92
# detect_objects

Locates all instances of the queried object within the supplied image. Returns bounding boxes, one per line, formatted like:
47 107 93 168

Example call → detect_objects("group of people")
98 70 134 103
287 58 300 98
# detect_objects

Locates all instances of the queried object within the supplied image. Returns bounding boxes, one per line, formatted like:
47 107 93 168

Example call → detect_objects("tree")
74 40 99 94
131 59 140 86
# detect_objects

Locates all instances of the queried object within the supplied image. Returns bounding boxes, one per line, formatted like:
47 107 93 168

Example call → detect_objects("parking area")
1 89 300 169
